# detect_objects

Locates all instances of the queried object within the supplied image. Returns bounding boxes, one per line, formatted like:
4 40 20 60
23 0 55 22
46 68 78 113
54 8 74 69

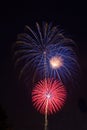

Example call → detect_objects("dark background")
0 1 87 130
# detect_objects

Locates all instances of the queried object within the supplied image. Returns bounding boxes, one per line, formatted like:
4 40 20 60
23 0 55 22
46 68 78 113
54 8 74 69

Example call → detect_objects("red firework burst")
32 79 67 115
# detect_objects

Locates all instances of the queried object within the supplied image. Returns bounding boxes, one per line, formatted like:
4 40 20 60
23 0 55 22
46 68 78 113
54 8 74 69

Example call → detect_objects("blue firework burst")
13 22 80 86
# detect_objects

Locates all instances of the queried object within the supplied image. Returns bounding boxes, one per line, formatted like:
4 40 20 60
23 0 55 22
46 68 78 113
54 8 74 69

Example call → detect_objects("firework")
32 78 67 114
14 22 80 85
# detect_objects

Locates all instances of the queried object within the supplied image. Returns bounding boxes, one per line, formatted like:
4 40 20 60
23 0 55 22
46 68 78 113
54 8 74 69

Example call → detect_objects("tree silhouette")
0 105 13 130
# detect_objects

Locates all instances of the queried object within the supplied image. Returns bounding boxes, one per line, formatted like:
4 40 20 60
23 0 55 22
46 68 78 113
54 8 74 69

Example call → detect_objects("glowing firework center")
45 93 51 99
50 56 63 69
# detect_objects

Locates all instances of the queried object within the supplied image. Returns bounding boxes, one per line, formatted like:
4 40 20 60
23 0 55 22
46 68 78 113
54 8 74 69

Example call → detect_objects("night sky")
0 1 87 130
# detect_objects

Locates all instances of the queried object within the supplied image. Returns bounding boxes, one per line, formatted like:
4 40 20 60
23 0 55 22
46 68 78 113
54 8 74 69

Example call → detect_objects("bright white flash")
46 93 51 99
50 56 63 69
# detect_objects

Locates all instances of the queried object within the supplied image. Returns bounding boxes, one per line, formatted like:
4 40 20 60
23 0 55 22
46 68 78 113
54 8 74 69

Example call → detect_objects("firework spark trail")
43 79 48 130
44 51 48 130
44 99 48 130
44 51 47 80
